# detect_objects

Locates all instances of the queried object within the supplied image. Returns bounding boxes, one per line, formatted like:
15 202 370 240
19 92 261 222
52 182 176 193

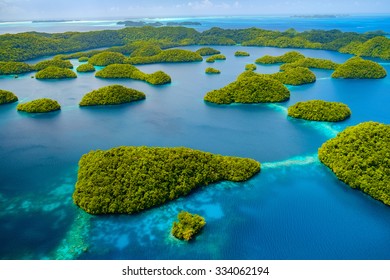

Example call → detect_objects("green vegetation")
195 47 221 56
172 211 206 241
72 146 260 214
0 61 34 75
95 64 171 85
35 66 77 79
245 64 257 71
339 36 390 60
17 98 60 113
280 57 339 70
76 63 95 72
0 89 18 104
126 49 203 64
318 122 390 205
288 100 351 122
129 42 162 57
78 57 89 62
255 51 305 64
33 59 73 71
88 51 127 66
235 51 250 56
79 85 145 106
205 67 221 74
204 74 290 104
331 56 387 79
206 54 226 63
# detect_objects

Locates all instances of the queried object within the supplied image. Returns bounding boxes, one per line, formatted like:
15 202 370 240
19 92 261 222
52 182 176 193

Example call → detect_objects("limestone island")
79 85 145 106
126 49 203 65
35 66 77 79
206 54 226 63
72 146 260 214
76 63 95 72
256 51 305 64
17 98 61 113
288 100 351 122
331 56 387 79
172 211 206 241
280 57 339 70
95 64 171 85
88 51 127 66
204 74 290 104
245 64 257 71
34 59 73 71
205 67 221 74
195 47 221 56
235 51 250 57
318 122 390 205
0 89 18 105
0 61 34 75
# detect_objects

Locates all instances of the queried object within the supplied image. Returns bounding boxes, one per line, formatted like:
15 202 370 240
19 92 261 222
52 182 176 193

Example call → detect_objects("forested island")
331 56 387 79
205 67 221 74
76 63 95 72
206 54 226 63
0 61 33 75
35 66 77 79
1 26 389 62
33 59 73 71
126 49 203 64
288 100 351 121
0 89 18 104
79 85 145 106
172 211 206 241
245 64 257 71
17 98 61 113
318 122 390 205
234 51 250 56
95 64 171 85
72 146 260 214
195 47 221 56
88 52 127 66
256 51 305 64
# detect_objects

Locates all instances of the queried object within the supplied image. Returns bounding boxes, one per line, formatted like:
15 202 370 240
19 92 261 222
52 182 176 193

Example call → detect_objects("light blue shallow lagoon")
1 24 390 259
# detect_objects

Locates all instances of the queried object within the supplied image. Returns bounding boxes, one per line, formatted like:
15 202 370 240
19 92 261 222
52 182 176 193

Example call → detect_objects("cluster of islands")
1 25 389 241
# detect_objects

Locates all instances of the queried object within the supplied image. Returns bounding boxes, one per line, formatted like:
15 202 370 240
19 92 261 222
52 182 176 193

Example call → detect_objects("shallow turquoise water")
0 44 389 259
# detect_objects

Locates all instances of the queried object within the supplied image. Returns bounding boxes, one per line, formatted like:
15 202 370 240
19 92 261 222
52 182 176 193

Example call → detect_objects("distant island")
172 211 206 241
116 20 201 27
79 85 145 106
73 146 260 214
291 15 348 18
288 100 351 122
17 98 61 113
166 21 201 26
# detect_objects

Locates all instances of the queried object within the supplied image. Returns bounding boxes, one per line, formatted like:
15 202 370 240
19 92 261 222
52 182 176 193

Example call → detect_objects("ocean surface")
0 17 390 260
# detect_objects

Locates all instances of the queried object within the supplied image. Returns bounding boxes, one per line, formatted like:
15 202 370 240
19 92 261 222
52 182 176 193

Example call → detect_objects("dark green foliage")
0 89 18 104
95 64 171 85
234 51 250 56
0 61 34 75
76 63 95 72
255 51 305 64
17 98 60 113
318 122 390 205
204 75 290 104
126 49 203 64
172 211 206 241
88 52 127 66
129 42 162 57
72 146 260 214
331 57 387 79
78 56 89 62
339 36 390 60
288 100 351 122
35 66 77 79
34 59 73 71
245 64 257 71
206 54 226 63
195 47 221 56
205 67 221 74
280 57 339 70
79 85 145 106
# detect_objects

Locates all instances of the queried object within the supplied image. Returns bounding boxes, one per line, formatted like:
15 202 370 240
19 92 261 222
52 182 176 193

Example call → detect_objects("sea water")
0 21 390 260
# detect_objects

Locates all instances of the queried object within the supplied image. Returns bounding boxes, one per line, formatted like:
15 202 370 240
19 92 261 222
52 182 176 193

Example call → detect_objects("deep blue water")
1 22 390 260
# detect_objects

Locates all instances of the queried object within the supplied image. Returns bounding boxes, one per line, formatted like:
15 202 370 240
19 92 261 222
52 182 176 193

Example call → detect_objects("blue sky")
1 0 389 21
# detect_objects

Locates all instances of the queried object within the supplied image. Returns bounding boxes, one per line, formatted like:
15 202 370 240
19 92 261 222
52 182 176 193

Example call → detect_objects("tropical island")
318 122 390 205
33 59 73 71
171 211 206 241
17 98 61 113
95 64 171 85
235 51 250 56
205 67 221 74
88 51 127 66
72 146 260 214
288 100 351 122
245 64 257 71
0 89 18 104
280 57 339 70
35 66 77 79
331 56 387 79
76 63 95 72
126 49 203 64
204 74 290 104
79 85 145 106
195 47 221 56
0 61 34 75
206 54 226 63
256 51 305 64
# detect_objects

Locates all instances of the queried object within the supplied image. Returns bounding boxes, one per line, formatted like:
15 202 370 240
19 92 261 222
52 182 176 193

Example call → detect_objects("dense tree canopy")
172 211 206 241
88 51 127 66
33 59 73 71
72 146 260 214
17 98 60 113
195 47 221 56
0 61 34 75
126 49 203 64
245 64 257 71
318 122 390 205
79 85 145 106
255 51 305 64
331 56 387 79
234 51 250 56
280 57 339 70
0 89 18 105
206 54 226 63
35 66 77 79
205 67 221 74
76 63 95 72
288 100 351 122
